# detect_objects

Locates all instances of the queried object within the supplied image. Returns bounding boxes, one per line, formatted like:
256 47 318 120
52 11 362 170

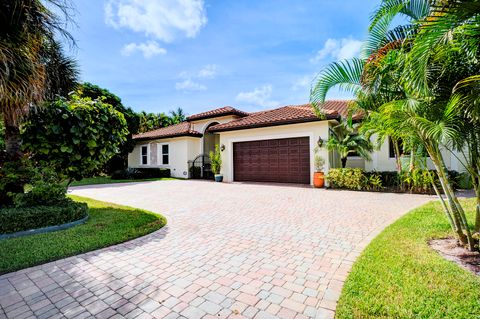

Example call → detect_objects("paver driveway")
0 181 432 319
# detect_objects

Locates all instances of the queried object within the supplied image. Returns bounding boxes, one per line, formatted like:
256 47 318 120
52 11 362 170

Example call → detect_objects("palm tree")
326 120 373 168
311 0 480 251
168 107 186 125
0 0 77 158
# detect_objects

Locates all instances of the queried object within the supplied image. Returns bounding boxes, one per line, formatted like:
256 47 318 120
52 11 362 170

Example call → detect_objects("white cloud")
292 75 314 91
175 64 218 91
310 38 362 63
121 41 167 58
105 0 207 42
236 85 279 108
180 64 218 79
197 64 218 79
175 79 207 91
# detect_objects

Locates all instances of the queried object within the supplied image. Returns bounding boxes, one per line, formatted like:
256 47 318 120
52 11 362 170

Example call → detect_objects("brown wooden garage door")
233 137 310 184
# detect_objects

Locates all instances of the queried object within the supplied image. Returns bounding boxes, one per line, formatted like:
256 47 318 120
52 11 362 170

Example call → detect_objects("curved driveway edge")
0 180 432 319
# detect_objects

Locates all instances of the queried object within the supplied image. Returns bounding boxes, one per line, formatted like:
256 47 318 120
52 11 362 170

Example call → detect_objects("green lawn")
336 198 480 319
68 176 177 187
0 195 166 274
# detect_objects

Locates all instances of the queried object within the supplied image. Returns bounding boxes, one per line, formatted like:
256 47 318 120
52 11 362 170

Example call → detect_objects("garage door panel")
233 137 310 184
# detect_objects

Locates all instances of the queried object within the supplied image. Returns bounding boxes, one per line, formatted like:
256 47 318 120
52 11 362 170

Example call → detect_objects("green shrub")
13 183 67 208
327 168 459 194
209 144 222 175
457 172 473 189
327 168 368 190
0 199 88 234
0 157 66 208
111 168 170 180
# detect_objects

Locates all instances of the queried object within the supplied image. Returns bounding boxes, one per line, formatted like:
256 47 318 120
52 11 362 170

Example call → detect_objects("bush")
0 199 88 234
457 172 473 189
0 157 66 208
327 168 459 194
13 183 67 208
327 168 367 190
111 168 170 180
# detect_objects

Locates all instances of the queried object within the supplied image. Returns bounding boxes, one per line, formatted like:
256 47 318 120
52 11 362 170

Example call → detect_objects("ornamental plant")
209 144 222 175
313 147 325 172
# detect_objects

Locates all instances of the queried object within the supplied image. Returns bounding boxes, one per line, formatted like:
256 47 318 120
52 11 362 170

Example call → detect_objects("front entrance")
190 122 220 180
233 137 310 184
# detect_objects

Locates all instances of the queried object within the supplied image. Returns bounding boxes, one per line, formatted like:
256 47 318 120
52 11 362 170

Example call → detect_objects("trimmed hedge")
111 168 171 180
327 168 460 194
0 199 88 234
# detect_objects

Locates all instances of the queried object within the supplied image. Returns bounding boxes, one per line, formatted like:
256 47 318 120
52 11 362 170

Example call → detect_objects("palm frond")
310 58 365 117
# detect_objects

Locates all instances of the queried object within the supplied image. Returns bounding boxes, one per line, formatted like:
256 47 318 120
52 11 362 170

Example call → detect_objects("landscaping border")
0 214 89 240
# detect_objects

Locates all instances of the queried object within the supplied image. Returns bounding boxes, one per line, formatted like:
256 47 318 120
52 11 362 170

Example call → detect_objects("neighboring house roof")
208 102 346 132
186 106 249 121
133 122 202 140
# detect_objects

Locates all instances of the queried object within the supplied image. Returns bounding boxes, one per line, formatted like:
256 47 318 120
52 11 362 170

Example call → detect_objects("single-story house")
128 101 465 185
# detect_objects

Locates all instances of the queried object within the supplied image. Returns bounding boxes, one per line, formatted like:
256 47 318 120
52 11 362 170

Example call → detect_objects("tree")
22 95 128 184
311 0 480 251
326 120 373 168
168 107 186 125
138 111 170 133
0 0 78 158
77 82 140 172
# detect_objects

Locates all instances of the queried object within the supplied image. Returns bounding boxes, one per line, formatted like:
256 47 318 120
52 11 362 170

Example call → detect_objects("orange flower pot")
313 172 325 188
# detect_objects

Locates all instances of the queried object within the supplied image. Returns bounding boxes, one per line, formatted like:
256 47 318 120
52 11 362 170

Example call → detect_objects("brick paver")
0 180 432 318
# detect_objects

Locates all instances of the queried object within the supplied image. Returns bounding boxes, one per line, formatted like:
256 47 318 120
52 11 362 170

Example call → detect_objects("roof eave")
133 132 203 141
209 115 339 133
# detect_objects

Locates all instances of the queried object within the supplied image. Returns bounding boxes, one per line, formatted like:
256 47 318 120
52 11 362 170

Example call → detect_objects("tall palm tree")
326 120 373 168
311 0 480 251
0 0 77 158
168 107 186 125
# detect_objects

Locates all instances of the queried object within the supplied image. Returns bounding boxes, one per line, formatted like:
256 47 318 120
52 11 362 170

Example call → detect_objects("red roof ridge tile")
186 106 249 121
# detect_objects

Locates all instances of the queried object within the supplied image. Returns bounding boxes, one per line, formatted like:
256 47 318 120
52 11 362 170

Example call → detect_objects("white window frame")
157 143 170 166
140 144 150 165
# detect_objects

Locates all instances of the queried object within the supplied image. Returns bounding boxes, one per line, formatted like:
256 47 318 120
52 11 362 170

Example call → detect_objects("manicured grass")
68 176 176 187
0 195 166 274
336 198 480 319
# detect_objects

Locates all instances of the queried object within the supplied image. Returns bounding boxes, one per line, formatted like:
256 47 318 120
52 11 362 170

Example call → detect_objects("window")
141 145 149 165
389 137 404 158
158 144 169 165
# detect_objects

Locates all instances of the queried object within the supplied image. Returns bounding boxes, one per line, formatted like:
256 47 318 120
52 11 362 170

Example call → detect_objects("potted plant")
313 147 325 188
210 144 223 182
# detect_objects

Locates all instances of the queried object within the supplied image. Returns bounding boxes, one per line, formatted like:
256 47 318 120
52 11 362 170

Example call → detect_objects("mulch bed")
429 238 480 276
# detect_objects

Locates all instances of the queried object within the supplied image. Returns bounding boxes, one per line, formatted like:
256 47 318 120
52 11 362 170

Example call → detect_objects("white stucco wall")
128 136 201 178
363 138 463 172
217 121 331 185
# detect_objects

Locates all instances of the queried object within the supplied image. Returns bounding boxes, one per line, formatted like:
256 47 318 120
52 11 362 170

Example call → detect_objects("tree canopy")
22 95 128 183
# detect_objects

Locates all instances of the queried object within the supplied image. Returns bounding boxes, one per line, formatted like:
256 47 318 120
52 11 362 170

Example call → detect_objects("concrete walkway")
0 180 432 319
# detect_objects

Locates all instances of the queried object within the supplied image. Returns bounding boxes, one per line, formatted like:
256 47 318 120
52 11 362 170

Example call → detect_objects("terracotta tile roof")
208 101 350 132
133 122 202 140
187 106 249 121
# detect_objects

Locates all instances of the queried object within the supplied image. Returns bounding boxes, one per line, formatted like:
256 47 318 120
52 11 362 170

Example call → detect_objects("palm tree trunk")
409 149 415 172
428 171 455 233
341 157 347 168
425 142 471 247
4 117 22 158
393 139 402 172
474 183 480 234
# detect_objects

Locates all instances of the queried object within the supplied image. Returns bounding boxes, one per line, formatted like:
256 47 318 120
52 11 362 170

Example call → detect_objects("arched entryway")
203 122 220 156
190 122 220 180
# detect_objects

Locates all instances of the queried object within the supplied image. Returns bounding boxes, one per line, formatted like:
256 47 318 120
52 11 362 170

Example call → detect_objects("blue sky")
67 0 377 115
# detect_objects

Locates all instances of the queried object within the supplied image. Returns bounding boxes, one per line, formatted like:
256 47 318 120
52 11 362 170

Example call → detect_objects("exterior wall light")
220 144 225 152
317 137 324 148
